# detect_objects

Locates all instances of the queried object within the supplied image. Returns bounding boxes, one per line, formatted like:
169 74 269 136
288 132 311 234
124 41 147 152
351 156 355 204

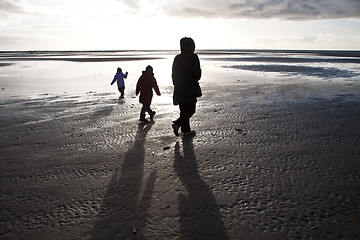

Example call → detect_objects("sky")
0 0 360 50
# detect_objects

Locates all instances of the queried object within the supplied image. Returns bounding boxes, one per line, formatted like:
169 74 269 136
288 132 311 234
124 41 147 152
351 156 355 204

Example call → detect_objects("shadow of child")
91 121 156 239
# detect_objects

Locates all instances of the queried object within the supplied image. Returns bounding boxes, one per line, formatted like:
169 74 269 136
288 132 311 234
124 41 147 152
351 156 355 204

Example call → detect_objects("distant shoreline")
1 49 360 55
1 49 359 62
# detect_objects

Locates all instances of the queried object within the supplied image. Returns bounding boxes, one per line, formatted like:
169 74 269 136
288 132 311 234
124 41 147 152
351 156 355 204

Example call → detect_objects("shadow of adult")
174 137 228 240
92 121 156 239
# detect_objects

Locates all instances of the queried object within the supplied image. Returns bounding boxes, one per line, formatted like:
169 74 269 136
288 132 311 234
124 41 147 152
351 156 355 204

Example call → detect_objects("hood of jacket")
180 37 195 54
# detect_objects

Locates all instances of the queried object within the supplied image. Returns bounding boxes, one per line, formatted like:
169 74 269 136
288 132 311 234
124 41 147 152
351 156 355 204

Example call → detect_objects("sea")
0 50 359 100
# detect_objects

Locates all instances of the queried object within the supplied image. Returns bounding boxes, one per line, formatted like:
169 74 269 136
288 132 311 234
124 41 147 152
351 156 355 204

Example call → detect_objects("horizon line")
1 48 360 52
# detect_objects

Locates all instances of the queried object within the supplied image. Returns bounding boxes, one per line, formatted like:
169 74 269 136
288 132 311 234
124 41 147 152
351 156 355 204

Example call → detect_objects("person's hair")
117 67 122 72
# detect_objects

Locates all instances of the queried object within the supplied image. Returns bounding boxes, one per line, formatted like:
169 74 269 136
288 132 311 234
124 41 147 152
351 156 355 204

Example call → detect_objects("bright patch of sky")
0 0 359 50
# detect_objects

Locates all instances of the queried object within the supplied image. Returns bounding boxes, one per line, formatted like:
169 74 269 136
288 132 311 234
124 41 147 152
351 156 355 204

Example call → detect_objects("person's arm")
111 75 117 85
172 56 180 85
192 54 202 81
153 77 161 96
135 78 141 96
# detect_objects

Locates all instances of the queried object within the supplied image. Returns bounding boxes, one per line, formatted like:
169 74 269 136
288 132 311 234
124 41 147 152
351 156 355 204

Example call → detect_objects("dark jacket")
172 38 202 104
136 71 160 105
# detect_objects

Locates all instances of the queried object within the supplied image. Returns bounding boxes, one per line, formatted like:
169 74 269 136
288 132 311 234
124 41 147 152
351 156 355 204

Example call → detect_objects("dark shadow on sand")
91 121 156 239
174 137 229 240
90 106 114 118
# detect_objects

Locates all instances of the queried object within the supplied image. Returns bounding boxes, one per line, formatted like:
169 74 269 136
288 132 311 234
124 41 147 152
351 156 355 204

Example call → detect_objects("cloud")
0 0 36 23
0 0 31 15
117 0 140 10
161 0 360 20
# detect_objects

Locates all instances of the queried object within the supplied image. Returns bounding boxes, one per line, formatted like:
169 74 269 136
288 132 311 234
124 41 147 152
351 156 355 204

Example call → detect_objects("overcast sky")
1 0 359 50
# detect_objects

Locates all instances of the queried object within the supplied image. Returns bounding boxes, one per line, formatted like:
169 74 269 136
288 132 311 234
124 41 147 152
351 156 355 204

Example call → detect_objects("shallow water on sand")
1 50 359 100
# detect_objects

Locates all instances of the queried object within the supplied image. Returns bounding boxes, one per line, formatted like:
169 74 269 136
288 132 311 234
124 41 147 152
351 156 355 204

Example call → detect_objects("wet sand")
1 82 360 239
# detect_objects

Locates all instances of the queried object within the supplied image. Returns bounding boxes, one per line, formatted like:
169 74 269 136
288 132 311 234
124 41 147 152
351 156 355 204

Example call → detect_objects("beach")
1 50 360 239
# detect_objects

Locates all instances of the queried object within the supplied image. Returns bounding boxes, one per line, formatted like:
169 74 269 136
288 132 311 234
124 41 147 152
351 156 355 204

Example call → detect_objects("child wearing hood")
136 65 161 122
111 67 128 98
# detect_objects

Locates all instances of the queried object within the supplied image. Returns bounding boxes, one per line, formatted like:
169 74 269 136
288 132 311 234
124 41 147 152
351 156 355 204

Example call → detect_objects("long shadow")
92 121 156 239
174 137 229 240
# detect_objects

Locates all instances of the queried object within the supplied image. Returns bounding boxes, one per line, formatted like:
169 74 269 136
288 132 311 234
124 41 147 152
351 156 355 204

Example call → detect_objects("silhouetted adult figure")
172 37 202 136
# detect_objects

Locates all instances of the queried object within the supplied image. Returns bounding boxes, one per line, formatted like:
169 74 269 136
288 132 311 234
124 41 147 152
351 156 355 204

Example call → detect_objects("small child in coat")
111 67 128 98
136 65 161 122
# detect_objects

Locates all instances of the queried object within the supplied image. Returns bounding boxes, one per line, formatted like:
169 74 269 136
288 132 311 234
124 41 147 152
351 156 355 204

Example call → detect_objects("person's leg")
172 105 183 136
179 103 196 133
140 104 146 121
145 104 153 116
119 87 125 98
172 103 195 133
173 102 196 136
173 112 182 130
140 104 152 120
147 105 156 119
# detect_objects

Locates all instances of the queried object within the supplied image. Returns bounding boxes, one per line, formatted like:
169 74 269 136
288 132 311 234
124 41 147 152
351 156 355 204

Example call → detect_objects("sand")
1 80 360 239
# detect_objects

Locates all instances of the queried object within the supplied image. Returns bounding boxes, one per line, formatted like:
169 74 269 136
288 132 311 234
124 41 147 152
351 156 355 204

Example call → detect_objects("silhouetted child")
111 67 128 98
136 65 161 122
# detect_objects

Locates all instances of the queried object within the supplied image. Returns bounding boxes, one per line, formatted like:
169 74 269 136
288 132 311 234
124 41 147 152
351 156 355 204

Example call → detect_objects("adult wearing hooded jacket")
172 37 202 136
